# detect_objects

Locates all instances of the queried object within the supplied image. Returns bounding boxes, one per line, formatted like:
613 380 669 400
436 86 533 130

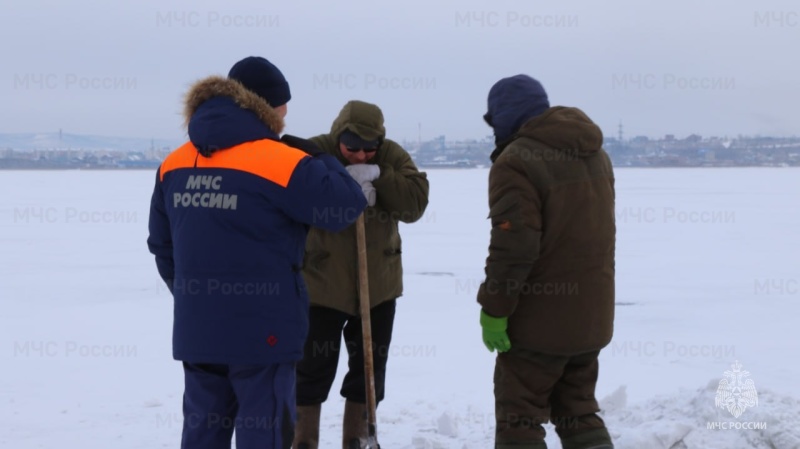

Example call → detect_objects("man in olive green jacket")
293 100 429 449
478 75 616 449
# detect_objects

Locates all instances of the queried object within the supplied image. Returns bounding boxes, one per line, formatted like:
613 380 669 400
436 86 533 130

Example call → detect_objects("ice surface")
1 168 798 448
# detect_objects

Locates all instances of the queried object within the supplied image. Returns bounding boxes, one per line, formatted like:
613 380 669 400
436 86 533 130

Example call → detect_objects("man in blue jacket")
147 56 368 449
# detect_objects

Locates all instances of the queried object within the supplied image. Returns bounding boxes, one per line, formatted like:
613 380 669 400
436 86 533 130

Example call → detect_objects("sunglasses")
344 146 378 154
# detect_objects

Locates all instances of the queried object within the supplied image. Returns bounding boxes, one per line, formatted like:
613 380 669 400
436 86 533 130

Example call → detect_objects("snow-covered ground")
1 168 799 448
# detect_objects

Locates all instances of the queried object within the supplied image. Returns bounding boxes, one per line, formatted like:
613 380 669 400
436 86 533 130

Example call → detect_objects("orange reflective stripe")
200 140 308 188
159 142 197 181
159 140 309 187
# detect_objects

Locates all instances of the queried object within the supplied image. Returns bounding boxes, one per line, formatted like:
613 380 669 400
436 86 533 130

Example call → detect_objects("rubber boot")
293 404 321 449
496 443 547 449
560 428 614 449
342 400 368 449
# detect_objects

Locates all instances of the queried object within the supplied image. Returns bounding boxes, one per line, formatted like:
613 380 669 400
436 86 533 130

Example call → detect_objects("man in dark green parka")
478 75 616 449
293 100 429 449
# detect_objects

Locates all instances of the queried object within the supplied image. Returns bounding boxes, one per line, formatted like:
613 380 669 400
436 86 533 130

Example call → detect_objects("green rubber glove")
480 310 511 353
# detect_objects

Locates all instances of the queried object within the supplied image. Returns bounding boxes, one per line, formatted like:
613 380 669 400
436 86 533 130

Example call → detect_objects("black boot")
560 428 614 449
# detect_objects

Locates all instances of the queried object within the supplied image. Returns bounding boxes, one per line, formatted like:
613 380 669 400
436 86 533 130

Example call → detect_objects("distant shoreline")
1 165 798 171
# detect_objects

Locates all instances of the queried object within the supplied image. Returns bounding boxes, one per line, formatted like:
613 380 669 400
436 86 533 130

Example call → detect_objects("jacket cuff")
477 279 518 317
371 163 394 188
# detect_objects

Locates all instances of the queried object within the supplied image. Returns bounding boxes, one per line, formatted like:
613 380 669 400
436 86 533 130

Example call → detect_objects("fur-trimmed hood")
184 76 284 133
182 76 285 155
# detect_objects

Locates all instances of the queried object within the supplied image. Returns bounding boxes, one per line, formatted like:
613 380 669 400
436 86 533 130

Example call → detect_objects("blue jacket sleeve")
277 153 367 232
146 168 175 293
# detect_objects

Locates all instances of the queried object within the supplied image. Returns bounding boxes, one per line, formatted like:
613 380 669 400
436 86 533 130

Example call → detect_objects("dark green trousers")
494 349 613 449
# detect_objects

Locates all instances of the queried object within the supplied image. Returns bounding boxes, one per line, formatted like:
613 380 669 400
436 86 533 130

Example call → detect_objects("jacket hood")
516 106 603 157
486 75 550 144
183 76 284 156
329 100 386 144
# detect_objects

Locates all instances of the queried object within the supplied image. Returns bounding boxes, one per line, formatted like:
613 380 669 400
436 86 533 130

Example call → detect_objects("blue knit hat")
485 74 550 143
228 56 291 107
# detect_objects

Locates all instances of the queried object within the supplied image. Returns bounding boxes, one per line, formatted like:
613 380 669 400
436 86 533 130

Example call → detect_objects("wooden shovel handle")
356 214 380 446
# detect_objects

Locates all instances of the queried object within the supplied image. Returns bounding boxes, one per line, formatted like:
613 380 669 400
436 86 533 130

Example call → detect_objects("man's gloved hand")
480 310 511 353
346 164 380 207
358 183 377 207
345 164 380 183
281 134 324 157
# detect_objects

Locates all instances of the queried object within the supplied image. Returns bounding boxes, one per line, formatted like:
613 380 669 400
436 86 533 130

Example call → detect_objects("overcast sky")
2 0 798 142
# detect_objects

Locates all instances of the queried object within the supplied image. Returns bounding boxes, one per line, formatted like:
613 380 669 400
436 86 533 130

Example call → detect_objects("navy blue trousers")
181 362 295 449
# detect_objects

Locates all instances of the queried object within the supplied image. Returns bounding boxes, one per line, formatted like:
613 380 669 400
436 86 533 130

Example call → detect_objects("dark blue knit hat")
228 56 291 107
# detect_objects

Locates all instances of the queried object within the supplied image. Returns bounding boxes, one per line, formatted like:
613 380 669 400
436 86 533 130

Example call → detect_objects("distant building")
685 134 702 143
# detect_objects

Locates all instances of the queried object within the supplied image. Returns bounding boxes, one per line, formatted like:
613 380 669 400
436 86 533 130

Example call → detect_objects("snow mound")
406 412 461 448
437 412 459 437
603 381 800 449
613 421 693 449
600 385 628 413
